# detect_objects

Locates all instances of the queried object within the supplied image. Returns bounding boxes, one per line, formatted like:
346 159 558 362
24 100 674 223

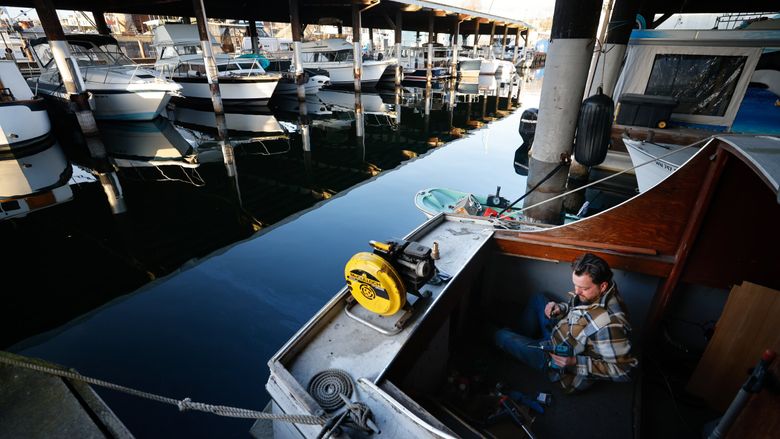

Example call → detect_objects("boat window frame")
614 43 762 129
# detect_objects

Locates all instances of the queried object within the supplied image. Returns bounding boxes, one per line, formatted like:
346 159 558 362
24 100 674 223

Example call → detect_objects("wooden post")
34 0 126 214
394 11 402 88
192 0 236 177
488 21 496 58
92 11 111 35
472 20 479 58
512 27 521 64
248 20 259 55
426 11 434 87
450 17 461 80
501 25 508 60
289 0 306 102
586 0 640 97
352 2 362 93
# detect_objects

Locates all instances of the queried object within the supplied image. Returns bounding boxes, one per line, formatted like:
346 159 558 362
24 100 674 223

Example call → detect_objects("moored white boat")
27 35 180 121
0 60 50 148
624 137 698 193
153 24 280 106
300 39 395 88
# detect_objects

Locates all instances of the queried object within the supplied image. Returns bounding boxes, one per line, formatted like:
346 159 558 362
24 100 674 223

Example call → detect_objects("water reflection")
4 77 529 437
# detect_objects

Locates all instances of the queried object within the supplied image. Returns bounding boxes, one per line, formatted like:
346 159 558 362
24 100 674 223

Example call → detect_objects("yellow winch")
345 240 436 316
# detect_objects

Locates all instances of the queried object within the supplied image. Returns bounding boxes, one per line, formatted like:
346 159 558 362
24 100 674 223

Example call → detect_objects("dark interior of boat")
378 137 780 438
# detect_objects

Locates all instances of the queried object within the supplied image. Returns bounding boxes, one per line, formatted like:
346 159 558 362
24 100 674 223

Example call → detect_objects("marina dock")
0 351 132 438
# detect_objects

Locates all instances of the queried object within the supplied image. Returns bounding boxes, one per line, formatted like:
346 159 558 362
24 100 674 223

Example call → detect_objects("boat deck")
266 214 495 437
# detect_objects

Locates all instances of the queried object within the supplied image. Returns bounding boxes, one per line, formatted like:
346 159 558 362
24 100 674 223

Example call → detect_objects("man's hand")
544 301 561 318
550 354 576 368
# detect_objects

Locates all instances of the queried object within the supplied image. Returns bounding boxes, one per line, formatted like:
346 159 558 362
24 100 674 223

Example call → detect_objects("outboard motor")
574 87 614 167
518 108 538 144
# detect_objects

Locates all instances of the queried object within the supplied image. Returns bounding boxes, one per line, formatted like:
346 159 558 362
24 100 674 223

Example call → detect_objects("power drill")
527 341 574 370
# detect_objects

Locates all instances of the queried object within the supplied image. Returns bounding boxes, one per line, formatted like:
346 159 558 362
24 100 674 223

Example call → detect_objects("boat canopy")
152 24 217 47
27 34 119 48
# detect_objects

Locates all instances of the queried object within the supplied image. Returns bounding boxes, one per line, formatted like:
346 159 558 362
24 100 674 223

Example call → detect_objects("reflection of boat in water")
167 104 285 136
273 93 333 117
478 74 498 92
0 60 51 147
260 135 780 438
98 118 199 168
317 90 392 114
1 138 73 220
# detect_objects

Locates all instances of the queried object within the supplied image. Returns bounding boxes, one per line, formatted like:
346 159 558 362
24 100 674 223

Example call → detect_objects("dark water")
3 79 546 437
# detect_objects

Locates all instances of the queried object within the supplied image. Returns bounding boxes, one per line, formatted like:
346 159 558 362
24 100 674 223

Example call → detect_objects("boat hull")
303 60 389 87
173 76 279 106
0 98 50 147
624 138 697 193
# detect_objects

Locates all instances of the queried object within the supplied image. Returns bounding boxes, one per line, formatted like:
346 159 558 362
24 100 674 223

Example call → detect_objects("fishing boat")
300 39 395 88
613 27 780 191
258 134 780 438
415 187 581 227
0 60 50 148
401 67 450 83
27 34 180 121
153 24 281 106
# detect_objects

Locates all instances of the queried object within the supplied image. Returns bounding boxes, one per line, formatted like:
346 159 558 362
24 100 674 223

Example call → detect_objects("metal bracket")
344 291 431 336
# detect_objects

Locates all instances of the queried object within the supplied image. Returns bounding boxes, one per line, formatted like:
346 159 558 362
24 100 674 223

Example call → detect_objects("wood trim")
495 236 674 277
645 147 730 334
514 234 658 256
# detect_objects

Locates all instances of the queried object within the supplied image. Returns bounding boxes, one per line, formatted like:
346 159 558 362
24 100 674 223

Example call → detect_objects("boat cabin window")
301 49 353 63
171 44 224 57
33 43 53 67
645 54 747 116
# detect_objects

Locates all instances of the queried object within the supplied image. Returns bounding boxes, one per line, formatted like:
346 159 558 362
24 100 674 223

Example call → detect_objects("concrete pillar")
394 11 402 88
351 2 362 93
523 0 602 224
368 27 374 55
289 0 306 103
34 0 125 214
92 11 111 35
193 0 236 177
248 20 259 55
586 0 639 97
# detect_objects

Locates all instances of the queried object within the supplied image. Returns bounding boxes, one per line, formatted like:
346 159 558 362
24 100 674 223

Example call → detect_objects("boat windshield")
171 44 225 57
301 49 353 63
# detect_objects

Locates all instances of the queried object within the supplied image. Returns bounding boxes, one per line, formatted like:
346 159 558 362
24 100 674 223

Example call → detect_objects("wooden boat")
257 134 780 438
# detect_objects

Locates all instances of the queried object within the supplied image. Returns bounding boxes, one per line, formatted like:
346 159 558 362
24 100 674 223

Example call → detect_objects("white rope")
0 354 325 425
516 138 714 215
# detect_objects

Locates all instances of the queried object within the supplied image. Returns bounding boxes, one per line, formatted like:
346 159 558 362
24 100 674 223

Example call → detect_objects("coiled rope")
308 369 354 412
0 354 325 425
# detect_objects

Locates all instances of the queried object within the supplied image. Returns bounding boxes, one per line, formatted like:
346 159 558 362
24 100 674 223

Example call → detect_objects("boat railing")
80 63 171 85
156 58 272 79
